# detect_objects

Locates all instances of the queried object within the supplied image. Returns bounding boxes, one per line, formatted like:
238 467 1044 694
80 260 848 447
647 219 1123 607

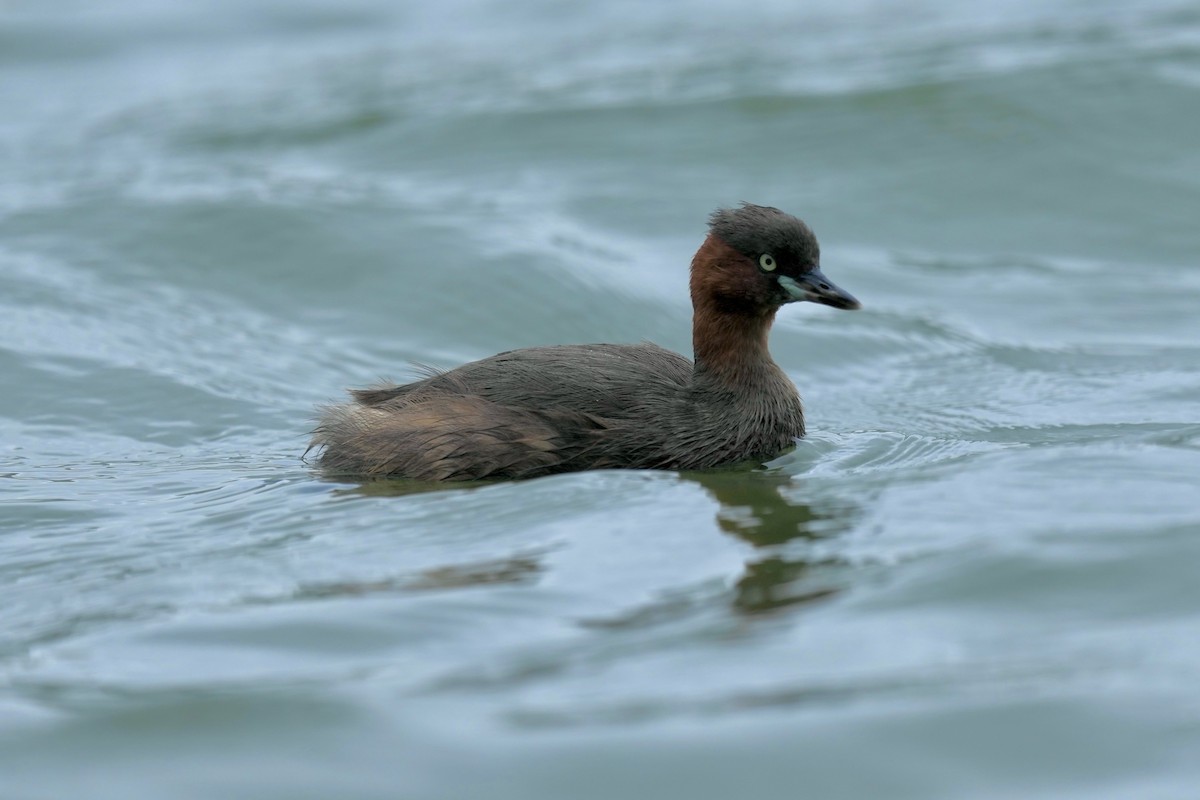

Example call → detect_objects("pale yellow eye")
759 254 776 272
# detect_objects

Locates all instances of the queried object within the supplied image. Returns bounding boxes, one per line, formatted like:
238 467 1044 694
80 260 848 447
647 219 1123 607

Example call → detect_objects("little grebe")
311 204 860 480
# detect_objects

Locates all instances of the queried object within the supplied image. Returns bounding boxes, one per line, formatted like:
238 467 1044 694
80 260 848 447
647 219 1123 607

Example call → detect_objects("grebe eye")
759 254 776 272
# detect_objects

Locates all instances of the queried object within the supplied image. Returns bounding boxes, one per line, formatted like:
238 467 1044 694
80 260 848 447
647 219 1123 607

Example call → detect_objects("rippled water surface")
3 1 1200 797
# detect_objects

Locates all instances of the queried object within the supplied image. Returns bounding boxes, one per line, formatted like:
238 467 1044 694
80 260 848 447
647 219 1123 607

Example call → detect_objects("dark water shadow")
240 554 546 608
289 555 544 600
682 469 860 615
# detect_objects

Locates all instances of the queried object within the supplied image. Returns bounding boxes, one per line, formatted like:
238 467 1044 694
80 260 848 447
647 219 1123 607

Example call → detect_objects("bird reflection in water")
325 468 858 614
684 469 858 615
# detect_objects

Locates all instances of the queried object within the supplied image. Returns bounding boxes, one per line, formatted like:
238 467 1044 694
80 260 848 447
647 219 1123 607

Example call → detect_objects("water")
3 1 1200 797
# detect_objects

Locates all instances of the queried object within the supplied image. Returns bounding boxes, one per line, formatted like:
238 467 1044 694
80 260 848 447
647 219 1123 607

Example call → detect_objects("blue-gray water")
3 1 1200 798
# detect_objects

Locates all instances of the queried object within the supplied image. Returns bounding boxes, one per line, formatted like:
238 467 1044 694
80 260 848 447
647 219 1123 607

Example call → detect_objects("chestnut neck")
689 236 783 393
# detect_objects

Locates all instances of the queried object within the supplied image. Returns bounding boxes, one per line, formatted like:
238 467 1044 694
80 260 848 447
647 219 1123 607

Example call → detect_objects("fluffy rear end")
310 396 604 481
